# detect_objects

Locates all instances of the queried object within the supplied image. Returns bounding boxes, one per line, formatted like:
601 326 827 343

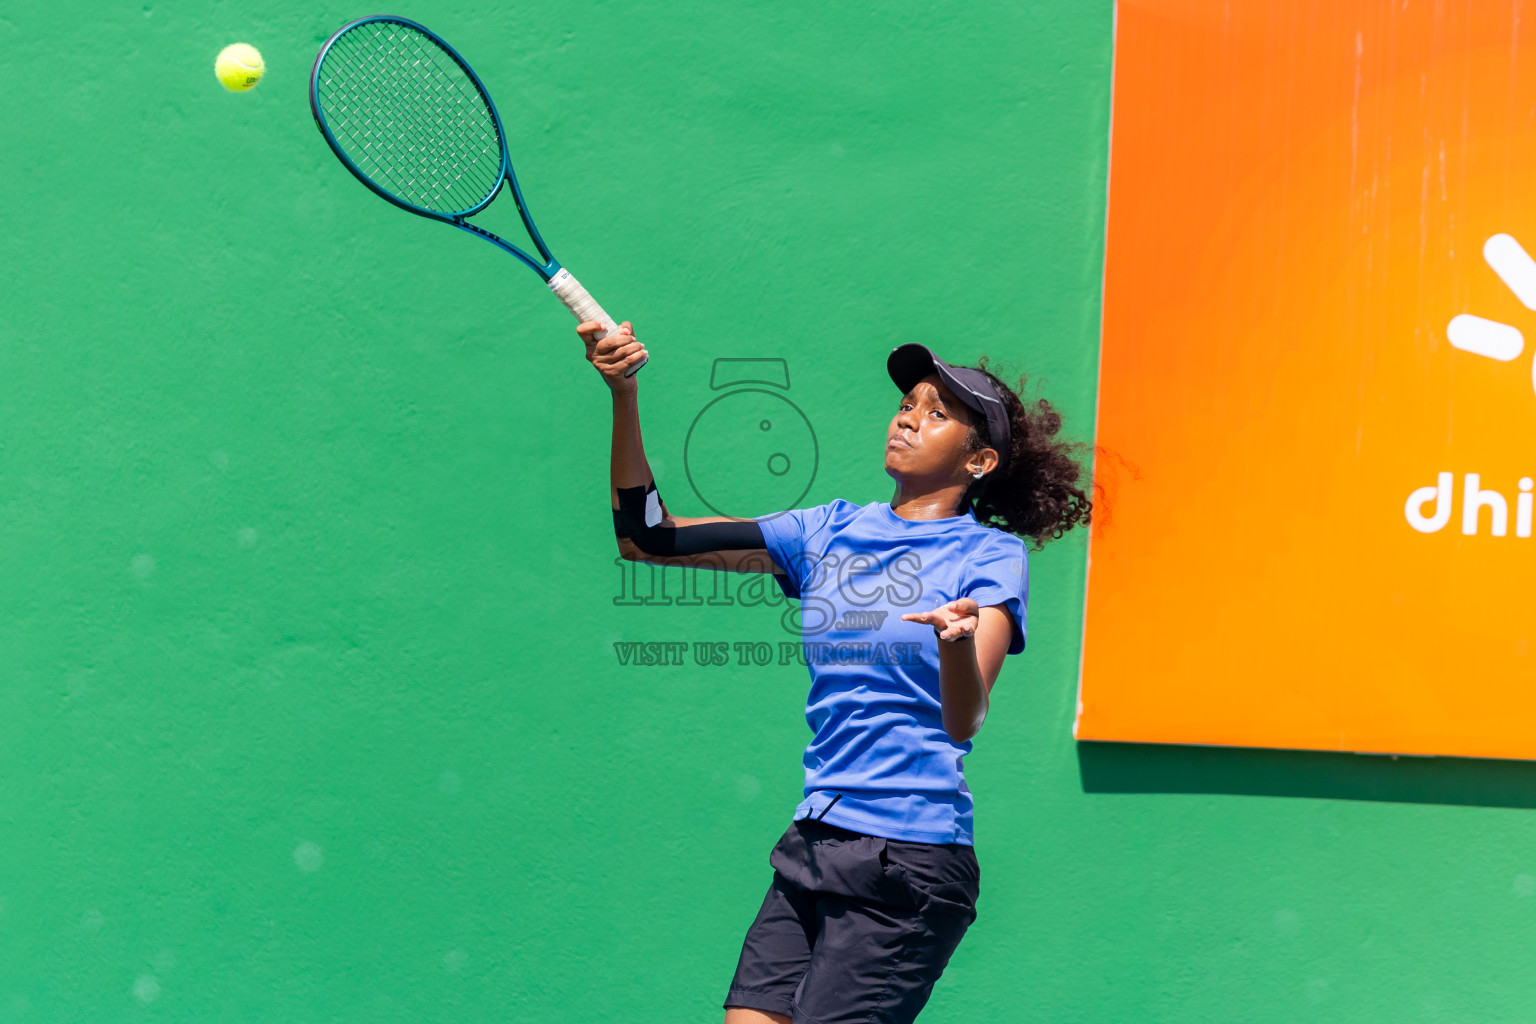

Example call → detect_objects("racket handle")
549 268 648 377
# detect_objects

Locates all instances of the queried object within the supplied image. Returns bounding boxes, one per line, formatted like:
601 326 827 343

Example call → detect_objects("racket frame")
310 15 647 376
309 15 559 281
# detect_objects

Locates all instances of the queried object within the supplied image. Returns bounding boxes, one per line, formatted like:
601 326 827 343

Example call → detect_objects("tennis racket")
309 15 646 376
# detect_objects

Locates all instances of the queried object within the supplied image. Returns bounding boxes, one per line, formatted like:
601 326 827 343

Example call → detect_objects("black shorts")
724 817 980 1024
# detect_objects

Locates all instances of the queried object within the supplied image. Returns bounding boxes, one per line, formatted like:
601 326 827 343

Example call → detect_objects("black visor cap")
886 343 1010 476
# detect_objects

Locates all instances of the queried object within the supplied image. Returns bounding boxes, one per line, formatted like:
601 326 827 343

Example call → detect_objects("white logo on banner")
1410 235 1536 536
1446 234 1536 373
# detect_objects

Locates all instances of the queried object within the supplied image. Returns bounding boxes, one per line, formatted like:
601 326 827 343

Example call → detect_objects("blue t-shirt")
755 498 1029 845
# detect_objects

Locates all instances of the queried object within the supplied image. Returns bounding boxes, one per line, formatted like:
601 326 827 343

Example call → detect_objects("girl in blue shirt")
578 319 1092 1024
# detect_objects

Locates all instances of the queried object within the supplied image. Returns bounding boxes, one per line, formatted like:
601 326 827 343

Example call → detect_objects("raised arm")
578 319 785 575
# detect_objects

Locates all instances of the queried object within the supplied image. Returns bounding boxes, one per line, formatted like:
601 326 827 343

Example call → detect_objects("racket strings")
331 43 482 200
317 21 504 215
324 28 499 209
328 28 500 207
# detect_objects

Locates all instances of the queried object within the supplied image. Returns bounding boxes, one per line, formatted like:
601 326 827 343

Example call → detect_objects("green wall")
5 2 1532 1021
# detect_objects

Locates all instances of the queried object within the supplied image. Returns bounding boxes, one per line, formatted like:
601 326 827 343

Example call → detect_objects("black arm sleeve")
613 480 768 556
627 518 768 556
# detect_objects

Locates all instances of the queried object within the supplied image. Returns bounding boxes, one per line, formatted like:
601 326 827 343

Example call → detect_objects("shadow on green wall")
1078 741 1536 809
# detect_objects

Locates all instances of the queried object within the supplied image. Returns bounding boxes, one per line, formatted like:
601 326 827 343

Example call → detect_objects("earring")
970 469 983 479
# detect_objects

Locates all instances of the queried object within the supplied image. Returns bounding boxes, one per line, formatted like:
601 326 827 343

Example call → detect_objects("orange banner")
1079 0 1536 758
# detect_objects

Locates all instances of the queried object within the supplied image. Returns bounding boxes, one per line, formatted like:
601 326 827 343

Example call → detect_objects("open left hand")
902 597 980 642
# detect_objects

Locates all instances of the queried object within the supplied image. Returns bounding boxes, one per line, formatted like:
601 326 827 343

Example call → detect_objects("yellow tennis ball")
215 43 265 92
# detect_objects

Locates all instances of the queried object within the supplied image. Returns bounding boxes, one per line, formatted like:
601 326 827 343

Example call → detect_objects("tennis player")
579 319 1092 1024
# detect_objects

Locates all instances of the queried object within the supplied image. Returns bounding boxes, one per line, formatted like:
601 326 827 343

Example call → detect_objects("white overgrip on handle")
549 267 647 376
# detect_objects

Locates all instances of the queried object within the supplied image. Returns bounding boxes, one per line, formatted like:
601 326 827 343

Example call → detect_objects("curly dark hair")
955 358 1094 550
